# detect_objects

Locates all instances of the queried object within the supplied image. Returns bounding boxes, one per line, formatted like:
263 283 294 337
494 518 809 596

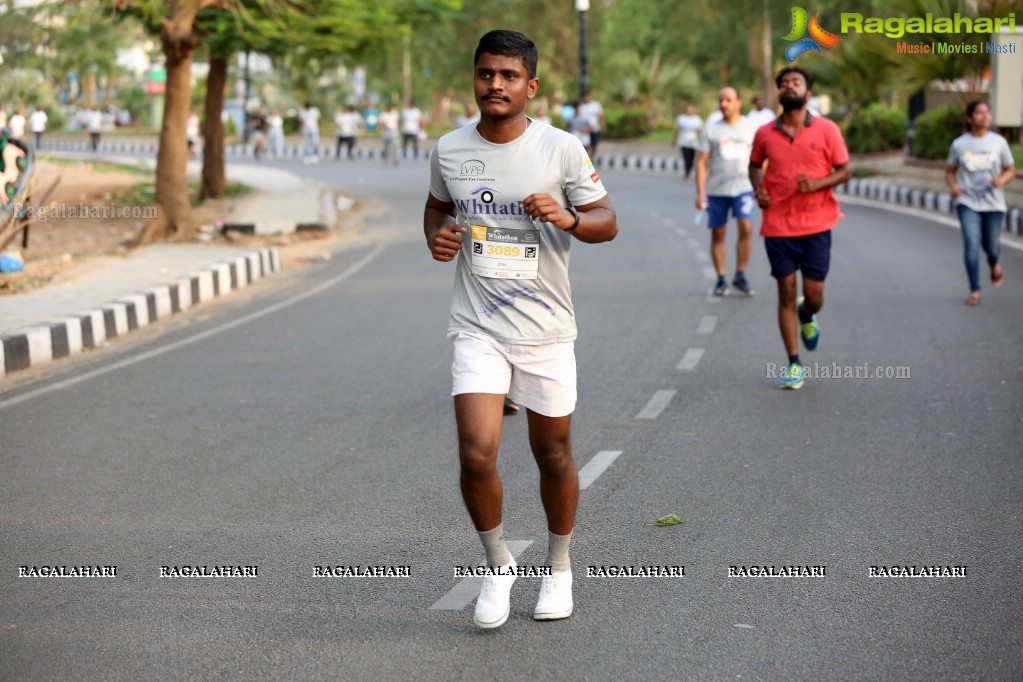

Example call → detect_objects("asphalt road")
2 153 1022 681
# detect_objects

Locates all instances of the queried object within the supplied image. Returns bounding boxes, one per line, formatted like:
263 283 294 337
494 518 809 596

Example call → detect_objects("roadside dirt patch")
0 159 353 295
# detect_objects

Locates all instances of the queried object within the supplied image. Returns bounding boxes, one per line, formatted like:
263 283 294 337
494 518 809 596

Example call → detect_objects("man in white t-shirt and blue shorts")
696 86 758 296
424 29 618 630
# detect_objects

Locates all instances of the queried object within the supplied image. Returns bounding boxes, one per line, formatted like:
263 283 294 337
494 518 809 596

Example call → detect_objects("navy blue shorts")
764 230 832 281
707 193 755 228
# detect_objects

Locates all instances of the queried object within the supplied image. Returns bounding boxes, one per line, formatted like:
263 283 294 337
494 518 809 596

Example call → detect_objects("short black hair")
775 66 813 91
474 30 538 79
965 99 988 119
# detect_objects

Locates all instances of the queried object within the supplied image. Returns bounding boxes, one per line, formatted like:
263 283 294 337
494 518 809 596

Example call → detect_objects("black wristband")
565 205 580 231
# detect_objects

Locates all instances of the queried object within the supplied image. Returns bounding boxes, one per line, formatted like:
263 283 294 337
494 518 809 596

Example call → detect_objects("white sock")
478 523 512 567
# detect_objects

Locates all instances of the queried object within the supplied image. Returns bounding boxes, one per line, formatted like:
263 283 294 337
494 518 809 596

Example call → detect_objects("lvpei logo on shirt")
783 7 839 62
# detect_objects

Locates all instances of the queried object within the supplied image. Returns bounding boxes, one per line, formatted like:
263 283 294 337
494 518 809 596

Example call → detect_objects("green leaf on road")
646 513 687 527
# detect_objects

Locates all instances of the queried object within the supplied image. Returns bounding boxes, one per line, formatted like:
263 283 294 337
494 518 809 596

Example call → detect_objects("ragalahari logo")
783 7 839 62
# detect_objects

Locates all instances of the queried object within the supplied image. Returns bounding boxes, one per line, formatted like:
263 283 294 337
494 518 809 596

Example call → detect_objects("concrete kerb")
0 246 281 378
0 154 324 378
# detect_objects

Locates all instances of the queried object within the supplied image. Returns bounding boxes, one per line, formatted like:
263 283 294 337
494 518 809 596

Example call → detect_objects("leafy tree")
605 49 700 131
912 103 962 159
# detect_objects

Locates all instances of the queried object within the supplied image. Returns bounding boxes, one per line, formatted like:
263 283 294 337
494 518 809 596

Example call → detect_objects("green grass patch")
1011 143 1022 170
47 157 152 176
639 129 676 143
120 180 251 207
103 127 161 136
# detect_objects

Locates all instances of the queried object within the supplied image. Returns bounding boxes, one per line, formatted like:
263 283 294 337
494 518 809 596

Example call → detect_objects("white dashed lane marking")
697 315 717 335
635 390 676 419
429 540 533 611
578 450 624 490
677 347 705 371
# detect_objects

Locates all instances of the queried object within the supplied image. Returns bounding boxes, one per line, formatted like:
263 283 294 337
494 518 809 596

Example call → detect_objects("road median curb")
1 246 281 378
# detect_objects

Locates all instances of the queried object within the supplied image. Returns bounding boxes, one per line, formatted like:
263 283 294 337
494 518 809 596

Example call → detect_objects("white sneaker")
473 558 517 629
533 569 573 620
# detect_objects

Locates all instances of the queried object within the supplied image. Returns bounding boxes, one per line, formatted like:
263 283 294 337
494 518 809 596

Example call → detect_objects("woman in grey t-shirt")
945 100 1016 305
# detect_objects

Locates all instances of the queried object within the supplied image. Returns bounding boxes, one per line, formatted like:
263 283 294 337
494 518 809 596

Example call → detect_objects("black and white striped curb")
833 176 1023 237
0 247 281 378
40 139 433 162
586 154 1023 238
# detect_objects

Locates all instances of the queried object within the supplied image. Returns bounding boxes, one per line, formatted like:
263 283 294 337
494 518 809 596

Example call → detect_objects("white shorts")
449 330 577 418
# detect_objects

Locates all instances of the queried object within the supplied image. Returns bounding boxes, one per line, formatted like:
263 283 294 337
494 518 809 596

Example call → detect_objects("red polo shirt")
750 112 849 237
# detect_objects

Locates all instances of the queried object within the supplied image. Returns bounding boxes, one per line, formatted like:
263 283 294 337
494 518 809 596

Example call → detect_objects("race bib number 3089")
469 224 540 279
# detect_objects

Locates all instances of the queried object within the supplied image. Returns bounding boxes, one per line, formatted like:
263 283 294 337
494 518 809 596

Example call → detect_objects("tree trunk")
201 54 228 200
761 0 773 108
84 71 97 109
145 0 228 242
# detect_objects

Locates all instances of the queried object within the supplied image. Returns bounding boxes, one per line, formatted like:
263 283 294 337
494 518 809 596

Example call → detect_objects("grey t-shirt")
947 131 1014 212
430 119 608 345
675 114 703 149
698 117 756 197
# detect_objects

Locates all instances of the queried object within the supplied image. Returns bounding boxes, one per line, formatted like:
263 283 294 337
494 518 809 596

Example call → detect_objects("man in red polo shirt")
749 66 851 390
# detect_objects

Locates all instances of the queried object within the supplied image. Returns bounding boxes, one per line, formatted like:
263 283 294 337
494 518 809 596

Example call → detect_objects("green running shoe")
779 363 805 390
797 297 819 351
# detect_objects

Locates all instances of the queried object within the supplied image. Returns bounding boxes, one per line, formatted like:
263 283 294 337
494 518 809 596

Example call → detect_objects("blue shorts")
707 192 755 228
764 230 832 281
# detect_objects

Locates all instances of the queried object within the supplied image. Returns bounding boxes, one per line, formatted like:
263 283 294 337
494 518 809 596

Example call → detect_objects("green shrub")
843 103 907 154
911 104 963 160
117 85 149 125
603 108 649 139
283 114 300 135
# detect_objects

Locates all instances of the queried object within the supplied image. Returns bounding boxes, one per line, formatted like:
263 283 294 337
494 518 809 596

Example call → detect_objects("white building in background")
116 44 155 78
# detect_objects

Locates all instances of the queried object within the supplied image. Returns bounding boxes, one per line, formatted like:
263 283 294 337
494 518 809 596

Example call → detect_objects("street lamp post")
576 0 590 100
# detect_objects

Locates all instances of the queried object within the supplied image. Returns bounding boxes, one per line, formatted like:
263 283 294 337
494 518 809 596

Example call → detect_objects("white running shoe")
473 558 517 629
533 569 573 620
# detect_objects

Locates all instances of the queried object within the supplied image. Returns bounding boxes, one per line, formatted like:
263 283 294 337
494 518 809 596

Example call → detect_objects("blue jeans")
303 130 319 159
956 204 1003 292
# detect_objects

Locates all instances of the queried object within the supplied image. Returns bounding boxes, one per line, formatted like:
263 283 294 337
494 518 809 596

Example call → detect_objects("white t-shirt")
705 110 723 127
401 107 423 135
378 109 399 138
675 114 703 149
87 110 102 133
300 107 320 134
577 100 604 133
335 111 360 137
268 114 283 133
186 114 200 139
29 110 48 133
9 113 26 138
430 119 608 345
947 131 1015 213
698 118 757 196
746 107 777 129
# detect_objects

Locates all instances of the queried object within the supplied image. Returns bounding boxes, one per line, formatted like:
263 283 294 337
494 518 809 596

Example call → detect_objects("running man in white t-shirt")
334 105 361 160
400 102 424 159
696 87 758 297
300 102 321 164
674 103 703 181
424 29 618 630
29 108 48 150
